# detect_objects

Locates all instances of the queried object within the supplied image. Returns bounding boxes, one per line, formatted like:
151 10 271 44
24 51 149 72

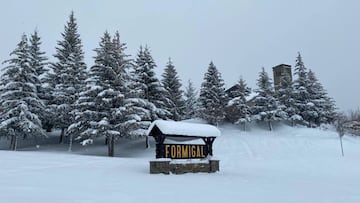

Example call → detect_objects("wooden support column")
202 137 216 156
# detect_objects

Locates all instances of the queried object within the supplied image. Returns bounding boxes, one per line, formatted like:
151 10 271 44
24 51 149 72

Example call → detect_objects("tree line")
0 12 337 156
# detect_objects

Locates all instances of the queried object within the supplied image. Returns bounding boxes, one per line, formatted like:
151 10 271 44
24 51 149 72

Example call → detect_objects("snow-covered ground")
1 123 359 203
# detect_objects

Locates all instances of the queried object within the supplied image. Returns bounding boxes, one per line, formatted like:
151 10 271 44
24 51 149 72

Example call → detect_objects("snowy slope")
0 123 359 203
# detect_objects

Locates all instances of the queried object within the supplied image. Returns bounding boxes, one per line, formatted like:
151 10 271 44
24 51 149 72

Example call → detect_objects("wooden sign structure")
147 120 220 174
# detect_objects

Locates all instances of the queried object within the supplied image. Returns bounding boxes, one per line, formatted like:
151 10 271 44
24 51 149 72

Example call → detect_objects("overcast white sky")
1 0 359 111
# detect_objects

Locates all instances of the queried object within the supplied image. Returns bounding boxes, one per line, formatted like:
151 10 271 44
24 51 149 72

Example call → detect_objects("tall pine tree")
68 31 133 156
133 46 169 120
28 29 49 130
45 11 87 143
292 52 311 126
0 34 45 150
161 58 186 121
199 61 227 125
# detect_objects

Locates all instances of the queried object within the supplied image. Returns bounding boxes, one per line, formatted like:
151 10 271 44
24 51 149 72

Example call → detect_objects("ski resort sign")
147 120 220 159
147 120 221 174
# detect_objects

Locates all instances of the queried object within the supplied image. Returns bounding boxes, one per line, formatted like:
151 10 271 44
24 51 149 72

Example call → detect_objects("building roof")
147 120 221 138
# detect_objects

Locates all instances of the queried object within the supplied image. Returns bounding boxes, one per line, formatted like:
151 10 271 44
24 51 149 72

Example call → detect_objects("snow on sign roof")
147 120 221 138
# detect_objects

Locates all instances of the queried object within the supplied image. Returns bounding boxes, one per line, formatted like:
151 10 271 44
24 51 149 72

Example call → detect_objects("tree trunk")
9 135 15 150
45 122 53 132
59 128 65 144
146 136 150 148
10 135 18 151
68 133 73 152
243 123 246 131
339 136 344 157
108 135 114 157
105 138 108 145
14 135 18 151
268 121 273 131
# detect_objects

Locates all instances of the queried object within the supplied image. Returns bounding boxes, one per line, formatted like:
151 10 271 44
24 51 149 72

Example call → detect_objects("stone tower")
272 64 292 91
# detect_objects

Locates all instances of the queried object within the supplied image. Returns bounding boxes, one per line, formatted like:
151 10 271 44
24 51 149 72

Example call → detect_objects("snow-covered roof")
147 120 221 138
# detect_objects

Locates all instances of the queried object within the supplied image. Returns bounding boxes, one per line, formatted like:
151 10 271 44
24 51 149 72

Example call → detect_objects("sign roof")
147 120 221 138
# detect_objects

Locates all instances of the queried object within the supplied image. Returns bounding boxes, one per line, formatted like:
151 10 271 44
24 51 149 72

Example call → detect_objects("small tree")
225 77 252 130
184 80 198 119
335 113 347 156
252 67 286 131
276 71 301 126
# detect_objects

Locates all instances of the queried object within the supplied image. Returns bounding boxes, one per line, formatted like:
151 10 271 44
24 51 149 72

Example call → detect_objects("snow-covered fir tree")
111 31 151 140
133 45 169 120
225 77 252 130
28 29 49 130
292 52 311 126
161 58 186 121
306 70 336 125
276 71 302 126
252 67 286 131
184 79 198 119
199 61 227 125
68 31 135 156
0 34 46 150
44 11 87 143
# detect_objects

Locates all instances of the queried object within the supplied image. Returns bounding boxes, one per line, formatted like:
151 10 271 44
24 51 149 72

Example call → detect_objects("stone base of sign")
149 160 219 174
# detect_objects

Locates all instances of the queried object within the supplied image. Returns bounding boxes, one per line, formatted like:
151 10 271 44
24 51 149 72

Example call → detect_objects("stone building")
272 64 292 91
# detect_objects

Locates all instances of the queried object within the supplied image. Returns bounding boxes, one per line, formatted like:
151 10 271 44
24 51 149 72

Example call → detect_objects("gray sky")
1 0 359 111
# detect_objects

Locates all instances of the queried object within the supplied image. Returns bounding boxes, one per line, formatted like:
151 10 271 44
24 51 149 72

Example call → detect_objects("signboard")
156 144 208 159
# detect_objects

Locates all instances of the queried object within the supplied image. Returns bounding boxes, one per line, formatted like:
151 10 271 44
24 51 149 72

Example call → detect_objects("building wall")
272 64 292 91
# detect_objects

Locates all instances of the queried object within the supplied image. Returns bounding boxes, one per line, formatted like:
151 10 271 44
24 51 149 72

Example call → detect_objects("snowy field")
1 123 360 203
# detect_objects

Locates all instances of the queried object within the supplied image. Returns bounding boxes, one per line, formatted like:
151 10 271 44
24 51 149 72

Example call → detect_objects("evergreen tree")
292 52 311 125
276 71 301 126
44 11 87 143
133 46 169 120
252 67 286 131
225 77 252 130
307 70 336 125
68 31 133 156
28 29 50 130
184 79 198 119
199 61 227 125
111 31 150 142
0 34 45 150
161 58 186 121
